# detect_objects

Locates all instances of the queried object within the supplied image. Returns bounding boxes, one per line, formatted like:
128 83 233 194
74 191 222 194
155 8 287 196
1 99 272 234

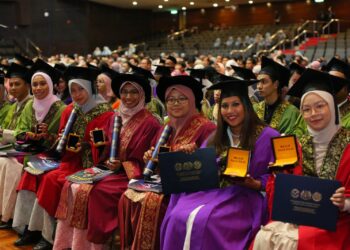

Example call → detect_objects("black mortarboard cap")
208 78 259 101
111 73 151 103
154 65 171 77
87 63 101 73
0 70 4 85
5 63 30 82
129 63 155 80
28 59 62 84
212 72 239 84
289 62 305 75
64 66 100 94
325 57 350 79
157 75 204 110
231 66 257 80
14 53 34 68
260 56 290 88
189 68 206 80
167 56 177 65
0 64 9 72
287 69 348 98
100 64 119 80
287 68 350 125
54 63 67 74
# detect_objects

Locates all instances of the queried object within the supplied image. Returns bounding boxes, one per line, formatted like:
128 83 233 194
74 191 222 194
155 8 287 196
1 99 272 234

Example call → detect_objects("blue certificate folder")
272 174 341 231
158 147 219 195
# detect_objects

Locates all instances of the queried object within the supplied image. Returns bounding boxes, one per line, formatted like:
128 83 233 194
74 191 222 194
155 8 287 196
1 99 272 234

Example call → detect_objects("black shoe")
0 220 12 229
13 230 41 246
33 238 53 250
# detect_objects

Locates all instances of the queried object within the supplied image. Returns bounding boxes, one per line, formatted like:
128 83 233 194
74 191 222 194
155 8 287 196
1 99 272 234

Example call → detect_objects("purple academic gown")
160 127 280 250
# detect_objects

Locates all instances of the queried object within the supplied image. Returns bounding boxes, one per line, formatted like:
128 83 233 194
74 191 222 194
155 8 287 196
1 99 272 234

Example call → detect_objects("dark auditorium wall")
87 3 153 52
182 0 349 29
0 0 349 55
0 0 90 55
0 0 155 55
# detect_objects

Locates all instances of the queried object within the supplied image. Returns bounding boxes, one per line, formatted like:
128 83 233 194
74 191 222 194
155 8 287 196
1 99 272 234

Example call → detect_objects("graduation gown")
254 100 299 135
17 103 113 217
118 114 216 250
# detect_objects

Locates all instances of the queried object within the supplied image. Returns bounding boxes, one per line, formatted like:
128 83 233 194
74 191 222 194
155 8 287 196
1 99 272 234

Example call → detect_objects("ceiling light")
225 0 230 2
182 6 187 10
132 1 137 6
248 0 253 4
164 0 168 2
267 2 271 7
158 5 163 8
170 9 178 14
213 3 218 7
190 2 195 5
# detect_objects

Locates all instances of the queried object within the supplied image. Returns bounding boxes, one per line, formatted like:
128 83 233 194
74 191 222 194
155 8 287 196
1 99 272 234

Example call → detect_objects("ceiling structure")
89 0 294 11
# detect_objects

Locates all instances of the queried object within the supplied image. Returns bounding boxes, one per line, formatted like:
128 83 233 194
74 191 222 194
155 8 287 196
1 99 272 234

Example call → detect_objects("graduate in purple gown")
160 78 280 250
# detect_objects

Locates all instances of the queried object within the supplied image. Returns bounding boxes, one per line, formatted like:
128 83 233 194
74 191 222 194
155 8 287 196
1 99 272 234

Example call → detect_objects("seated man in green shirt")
254 56 300 135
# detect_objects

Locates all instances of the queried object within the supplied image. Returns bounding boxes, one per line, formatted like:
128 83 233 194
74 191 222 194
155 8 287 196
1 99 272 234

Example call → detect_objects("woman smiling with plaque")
53 73 161 250
252 69 350 250
13 66 112 250
160 78 280 250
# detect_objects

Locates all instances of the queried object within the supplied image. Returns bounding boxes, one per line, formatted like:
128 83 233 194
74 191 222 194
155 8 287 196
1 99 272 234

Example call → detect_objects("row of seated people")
0 55 349 250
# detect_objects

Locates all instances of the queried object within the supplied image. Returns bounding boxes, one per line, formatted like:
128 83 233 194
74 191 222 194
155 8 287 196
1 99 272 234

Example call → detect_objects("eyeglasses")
301 101 328 117
120 89 139 96
165 96 188 105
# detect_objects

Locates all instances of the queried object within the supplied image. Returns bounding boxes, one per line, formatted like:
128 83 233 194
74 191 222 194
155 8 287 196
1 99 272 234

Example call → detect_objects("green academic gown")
15 99 66 148
254 100 300 135
1 97 32 143
0 101 11 125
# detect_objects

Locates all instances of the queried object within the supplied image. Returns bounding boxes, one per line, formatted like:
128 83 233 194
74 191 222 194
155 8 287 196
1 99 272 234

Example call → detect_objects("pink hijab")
119 81 145 125
32 72 60 123
99 73 114 101
165 84 198 138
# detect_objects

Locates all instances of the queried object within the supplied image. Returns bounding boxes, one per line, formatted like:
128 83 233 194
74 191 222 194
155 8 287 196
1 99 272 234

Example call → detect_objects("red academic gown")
118 114 216 250
297 144 350 250
17 103 113 217
250 138 350 250
86 109 161 243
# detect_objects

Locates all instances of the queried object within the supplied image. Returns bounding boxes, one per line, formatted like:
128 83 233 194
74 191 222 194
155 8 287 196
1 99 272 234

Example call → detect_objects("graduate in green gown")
0 70 11 124
15 59 66 148
0 63 32 144
0 59 65 229
254 56 299 134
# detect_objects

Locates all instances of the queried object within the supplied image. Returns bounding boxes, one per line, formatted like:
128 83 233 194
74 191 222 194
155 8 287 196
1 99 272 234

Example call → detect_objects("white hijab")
32 72 60 123
300 90 341 174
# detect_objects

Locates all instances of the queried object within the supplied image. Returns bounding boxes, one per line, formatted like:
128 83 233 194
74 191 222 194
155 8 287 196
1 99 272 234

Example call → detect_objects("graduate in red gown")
252 69 350 250
118 75 216 250
53 73 161 250
13 66 113 250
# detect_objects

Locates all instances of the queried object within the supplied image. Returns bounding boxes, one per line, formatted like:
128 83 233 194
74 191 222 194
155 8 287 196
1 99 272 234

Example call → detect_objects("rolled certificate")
143 124 172 179
56 107 78 153
109 115 122 162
